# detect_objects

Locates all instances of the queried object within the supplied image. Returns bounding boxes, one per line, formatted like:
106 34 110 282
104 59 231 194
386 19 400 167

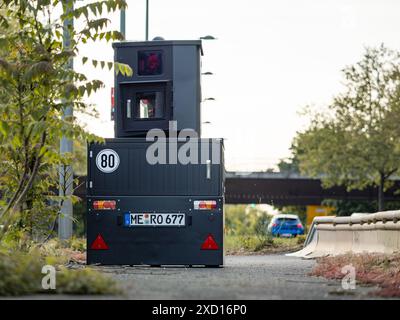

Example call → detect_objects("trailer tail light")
194 200 217 210
201 234 219 250
93 200 116 210
90 234 109 250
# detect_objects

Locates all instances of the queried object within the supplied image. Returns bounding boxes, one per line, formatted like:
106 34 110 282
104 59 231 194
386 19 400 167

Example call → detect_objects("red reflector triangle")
90 234 109 250
201 234 219 250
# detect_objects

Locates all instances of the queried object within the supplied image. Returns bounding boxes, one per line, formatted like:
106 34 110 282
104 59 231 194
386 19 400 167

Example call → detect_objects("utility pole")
145 0 149 40
59 0 74 240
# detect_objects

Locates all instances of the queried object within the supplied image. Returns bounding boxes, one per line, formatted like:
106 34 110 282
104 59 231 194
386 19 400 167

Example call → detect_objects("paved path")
99 255 375 299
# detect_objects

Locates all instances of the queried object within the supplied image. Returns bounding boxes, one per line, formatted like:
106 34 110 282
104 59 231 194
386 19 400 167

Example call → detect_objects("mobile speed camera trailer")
86 40 225 267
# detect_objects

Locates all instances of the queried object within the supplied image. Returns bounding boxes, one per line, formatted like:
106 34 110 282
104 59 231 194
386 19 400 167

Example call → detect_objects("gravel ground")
96 254 377 300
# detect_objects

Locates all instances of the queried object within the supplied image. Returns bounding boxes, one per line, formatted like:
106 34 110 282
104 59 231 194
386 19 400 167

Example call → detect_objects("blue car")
267 214 305 237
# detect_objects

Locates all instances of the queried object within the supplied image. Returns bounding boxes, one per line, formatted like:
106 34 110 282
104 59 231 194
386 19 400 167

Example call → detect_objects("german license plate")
124 213 185 227
281 233 292 238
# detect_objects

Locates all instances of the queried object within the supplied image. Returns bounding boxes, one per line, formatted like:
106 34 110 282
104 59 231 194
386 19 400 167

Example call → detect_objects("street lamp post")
202 97 216 102
200 35 217 40
120 1 148 40
120 8 126 39
145 0 149 40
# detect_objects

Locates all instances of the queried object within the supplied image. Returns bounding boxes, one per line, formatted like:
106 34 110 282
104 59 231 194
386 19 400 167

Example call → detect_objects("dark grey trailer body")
87 138 225 266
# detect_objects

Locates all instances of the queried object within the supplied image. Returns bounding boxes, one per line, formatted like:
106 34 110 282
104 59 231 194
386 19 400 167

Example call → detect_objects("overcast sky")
76 0 400 172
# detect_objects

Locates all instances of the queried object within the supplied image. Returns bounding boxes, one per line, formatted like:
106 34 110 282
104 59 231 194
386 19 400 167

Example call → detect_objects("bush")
56 268 121 295
254 218 274 250
225 204 272 236
296 235 306 245
237 235 258 250
0 249 121 296
0 250 43 296
225 205 277 252
68 236 86 252
254 237 274 252
227 235 274 252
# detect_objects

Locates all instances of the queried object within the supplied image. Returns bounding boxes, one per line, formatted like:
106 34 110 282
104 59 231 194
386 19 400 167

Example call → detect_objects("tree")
293 45 400 211
277 155 300 174
321 199 400 216
0 0 132 242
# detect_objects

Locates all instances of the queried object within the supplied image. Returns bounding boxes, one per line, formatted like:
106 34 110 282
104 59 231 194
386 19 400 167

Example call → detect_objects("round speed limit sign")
96 149 120 173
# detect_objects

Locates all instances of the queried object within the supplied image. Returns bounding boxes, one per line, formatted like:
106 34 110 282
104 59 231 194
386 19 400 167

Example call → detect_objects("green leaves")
0 58 14 75
0 15 10 29
23 61 54 81
0 121 10 137
83 58 132 76
71 79 105 98
84 79 104 96
54 50 75 63
114 62 133 77
87 18 110 32
61 0 127 21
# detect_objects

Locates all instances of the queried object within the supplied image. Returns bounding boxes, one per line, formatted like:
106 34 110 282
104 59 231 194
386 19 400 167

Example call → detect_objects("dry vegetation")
311 253 400 297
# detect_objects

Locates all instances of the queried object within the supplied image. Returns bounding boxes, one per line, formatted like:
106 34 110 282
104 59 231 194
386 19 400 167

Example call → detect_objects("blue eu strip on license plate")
124 213 185 227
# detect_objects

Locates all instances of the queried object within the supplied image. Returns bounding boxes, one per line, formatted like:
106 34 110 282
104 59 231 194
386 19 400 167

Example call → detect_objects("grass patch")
311 253 400 297
226 235 305 255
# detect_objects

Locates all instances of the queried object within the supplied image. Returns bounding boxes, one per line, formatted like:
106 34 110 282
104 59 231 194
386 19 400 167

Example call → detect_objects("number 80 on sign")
96 149 120 173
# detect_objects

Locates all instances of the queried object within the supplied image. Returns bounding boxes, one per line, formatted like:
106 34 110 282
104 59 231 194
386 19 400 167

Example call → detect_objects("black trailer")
87 138 225 266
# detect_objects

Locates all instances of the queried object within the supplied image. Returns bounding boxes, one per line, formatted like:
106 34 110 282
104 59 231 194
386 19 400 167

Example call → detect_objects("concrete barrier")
287 210 400 258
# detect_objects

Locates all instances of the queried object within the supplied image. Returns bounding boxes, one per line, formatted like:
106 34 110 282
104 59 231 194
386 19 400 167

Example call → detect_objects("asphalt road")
96 254 376 300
